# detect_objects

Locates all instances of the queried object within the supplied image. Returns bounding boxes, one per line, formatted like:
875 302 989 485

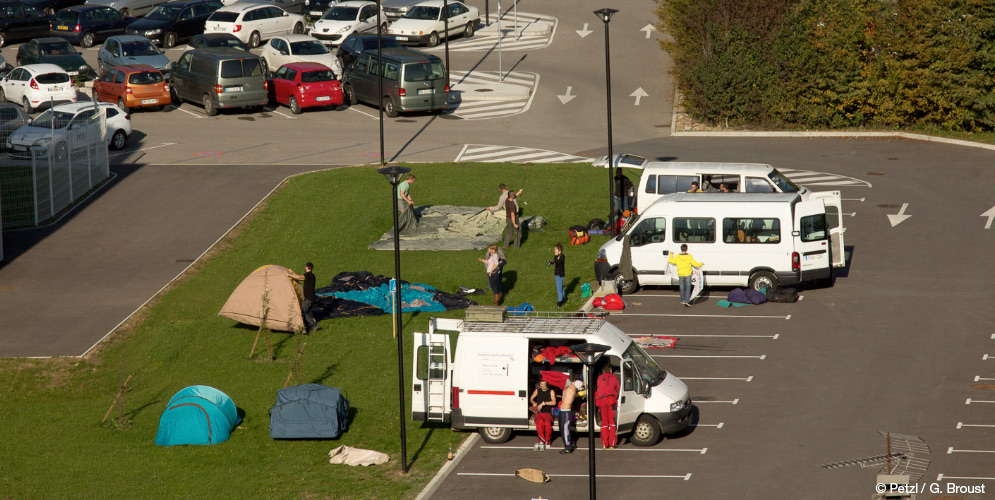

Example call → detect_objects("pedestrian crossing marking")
425 13 557 52
779 168 872 188
446 71 537 120
456 144 595 163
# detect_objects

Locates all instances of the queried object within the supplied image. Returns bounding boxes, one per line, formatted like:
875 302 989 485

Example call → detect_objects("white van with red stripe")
411 313 692 446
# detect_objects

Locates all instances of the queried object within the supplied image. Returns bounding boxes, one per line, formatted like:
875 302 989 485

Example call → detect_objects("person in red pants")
596 364 620 449
530 380 557 450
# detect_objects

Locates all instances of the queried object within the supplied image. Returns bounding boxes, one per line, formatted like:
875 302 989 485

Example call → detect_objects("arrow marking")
630 87 648 106
982 206 995 229
576 23 592 38
887 203 911 227
641 24 657 39
557 86 576 105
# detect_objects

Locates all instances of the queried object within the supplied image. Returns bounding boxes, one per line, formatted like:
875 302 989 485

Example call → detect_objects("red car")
268 62 343 114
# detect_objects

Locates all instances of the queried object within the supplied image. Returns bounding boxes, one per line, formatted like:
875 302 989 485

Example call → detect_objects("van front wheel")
478 426 512 444
629 415 661 447
749 270 777 292
609 269 638 294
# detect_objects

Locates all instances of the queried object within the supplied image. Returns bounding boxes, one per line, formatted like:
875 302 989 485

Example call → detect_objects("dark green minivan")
169 47 267 116
342 47 447 117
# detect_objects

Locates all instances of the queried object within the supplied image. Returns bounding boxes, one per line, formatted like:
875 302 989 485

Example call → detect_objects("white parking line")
682 376 753 382
272 110 296 119
694 399 739 404
947 447 995 454
652 354 766 360
983 354 993 360
108 142 177 156
611 312 790 319
480 446 707 454
689 422 724 428
628 333 779 339
974 376 995 381
937 474 995 481
956 422 995 429
346 106 379 119
965 398 995 404
170 105 206 118
844 197 866 202
457 472 692 480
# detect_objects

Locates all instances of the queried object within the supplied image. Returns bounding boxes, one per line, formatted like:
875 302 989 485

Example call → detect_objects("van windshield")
220 58 262 78
623 342 666 386
403 61 445 82
768 169 801 193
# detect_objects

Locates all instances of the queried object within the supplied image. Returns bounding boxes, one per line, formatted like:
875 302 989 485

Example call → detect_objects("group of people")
529 364 621 452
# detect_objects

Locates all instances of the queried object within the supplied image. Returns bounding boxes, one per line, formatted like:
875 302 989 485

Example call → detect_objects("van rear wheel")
203 95 217 116
609 269 638 294
629 415 661 447
382 96 397 118
478 426 512 444
749 270 777 292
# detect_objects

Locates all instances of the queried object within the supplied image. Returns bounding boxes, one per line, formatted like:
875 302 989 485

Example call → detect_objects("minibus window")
674 218 715 243
657 175 676 194
800 214 827 241
622 362 634 391
628 217 666 247
644 175 656 194
745 177 776 193
768 169 801 193
675 175 698 193
723 218 780 243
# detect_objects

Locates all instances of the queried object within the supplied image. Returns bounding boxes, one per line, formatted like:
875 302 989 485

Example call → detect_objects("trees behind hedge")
657 0 995 131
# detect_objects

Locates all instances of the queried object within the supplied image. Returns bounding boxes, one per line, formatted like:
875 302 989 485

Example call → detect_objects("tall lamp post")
594 8 618 235
443 0 450 82
570 342 611 500
378 165 412 473
376 0 386 165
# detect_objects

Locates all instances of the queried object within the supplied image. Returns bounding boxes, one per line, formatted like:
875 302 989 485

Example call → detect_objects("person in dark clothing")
530 379 557 450
288 262 320 333
549 243 566 307
503 191 521 249
614 172 634 214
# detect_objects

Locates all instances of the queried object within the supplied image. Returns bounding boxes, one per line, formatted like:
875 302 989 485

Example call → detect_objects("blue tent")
270 384 349 439
155 385 241 446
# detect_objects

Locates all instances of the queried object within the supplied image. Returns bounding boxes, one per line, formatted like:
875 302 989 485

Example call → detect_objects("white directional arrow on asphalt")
557 86 576 104
630 87 648 106
982 206 995 229
641 24 657 39
887 203 911 227
576 23 592 38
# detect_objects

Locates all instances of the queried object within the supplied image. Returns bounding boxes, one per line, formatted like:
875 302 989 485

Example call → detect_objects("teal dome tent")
155 386 241 446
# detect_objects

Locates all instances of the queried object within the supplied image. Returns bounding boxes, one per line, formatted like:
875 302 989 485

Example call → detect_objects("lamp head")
377 165 411 185
570 342 610 366
594 8 618 24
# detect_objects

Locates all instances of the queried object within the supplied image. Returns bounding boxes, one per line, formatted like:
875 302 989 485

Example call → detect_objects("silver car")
84 0 169 18
97 35 171 76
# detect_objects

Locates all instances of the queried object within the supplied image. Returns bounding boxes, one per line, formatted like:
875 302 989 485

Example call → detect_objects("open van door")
809 190 846 267
794 200 834 281
616 358 647 435
411 324 451 422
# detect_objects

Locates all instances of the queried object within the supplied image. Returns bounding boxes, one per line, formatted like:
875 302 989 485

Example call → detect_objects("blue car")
50 5 136 47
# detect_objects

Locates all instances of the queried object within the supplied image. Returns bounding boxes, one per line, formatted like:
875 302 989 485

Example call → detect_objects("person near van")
558 378 583 454
549 243 565 307
287 262 320 333
478 245 503 305
503 191 521 249
687 181 702 193
488 183 522 213
595 364 620 449
530 379 557 451
668 244 703 307
614 171 634 213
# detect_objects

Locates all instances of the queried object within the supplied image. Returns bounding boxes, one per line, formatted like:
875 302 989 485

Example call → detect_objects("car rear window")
220 58 262 78
53 10 77 23
403 62 445 82
128 71 164 85
208 11 238 22
35 72 71 85
300 70 336 83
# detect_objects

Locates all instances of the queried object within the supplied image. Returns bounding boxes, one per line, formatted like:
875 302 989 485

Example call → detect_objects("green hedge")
657 0 995 131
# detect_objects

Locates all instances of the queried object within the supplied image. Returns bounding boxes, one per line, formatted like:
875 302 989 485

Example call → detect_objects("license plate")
226 86 243 92
141 98 158 104
395 36 407 40
57 25 69 30
68 71 78 76
13 145 26 151
315 96 330 101
417 88 434 95
213 26 225 31
310 10 322 15
52 86 65 91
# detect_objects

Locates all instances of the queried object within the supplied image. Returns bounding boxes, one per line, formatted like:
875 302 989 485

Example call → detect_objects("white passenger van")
594 192 846 293
411 313 692 446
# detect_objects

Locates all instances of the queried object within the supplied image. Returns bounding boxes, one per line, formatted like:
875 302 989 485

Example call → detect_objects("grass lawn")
0 162 616 500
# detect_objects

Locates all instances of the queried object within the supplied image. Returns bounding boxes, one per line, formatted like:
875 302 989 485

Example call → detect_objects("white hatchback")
7 102 132 159
0 64 79 114
205 3 306 48
310 1 385 47
259 34 344 77
387 0 477 47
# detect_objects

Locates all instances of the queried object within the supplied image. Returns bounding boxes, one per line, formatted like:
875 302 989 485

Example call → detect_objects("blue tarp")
327 283 447 313
155 385 241 446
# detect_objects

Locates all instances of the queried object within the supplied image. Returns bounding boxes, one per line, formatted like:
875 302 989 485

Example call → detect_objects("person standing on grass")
503 191 521 249
288 262 320 333
668 244 703 307
549 243 565 307
488 183 523 212
478 245 503 305
398 174 415 209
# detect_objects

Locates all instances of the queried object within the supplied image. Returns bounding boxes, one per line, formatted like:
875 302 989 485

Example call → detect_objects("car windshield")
35 72 71 84
29 110 76 130
122 41 160 57
128 71 164 84
322 6 358 21
289 41 329 55
623 342 667 387
403 61 444 82
404 6 438 20
768 169 801 193
145 4 182 19
39 42 75 56
53 11 77 23
300 69 336 82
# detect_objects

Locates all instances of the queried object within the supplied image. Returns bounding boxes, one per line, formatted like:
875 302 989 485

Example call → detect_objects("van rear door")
809 191 846 267
459 337 529 427
794 200 833 279
411 330 451 422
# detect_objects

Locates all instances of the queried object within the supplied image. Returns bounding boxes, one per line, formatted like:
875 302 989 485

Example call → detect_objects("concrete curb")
414 432 479 500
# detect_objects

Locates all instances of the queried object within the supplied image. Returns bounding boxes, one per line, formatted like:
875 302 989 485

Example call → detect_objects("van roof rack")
462 311 606 335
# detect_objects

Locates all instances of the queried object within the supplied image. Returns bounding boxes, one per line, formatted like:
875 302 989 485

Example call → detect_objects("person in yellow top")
668 244 703 307
687 181 702 193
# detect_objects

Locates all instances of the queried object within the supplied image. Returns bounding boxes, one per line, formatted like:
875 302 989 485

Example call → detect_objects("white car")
205 3 306 48
310 1 385 47
260 34 343 77
7 102 132 159
0 64 78 113
387 0 477 47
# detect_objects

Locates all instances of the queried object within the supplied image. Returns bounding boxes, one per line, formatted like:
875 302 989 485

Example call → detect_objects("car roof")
216 2 276 12
32 37 72 44
189 47 259 59
62 5 116 12
410 0 456 7
110 64 161 73
159 0 212 6
281 62 331 71
276 34 322 42
194 33 240 40
368 47 441 62
52 101 117 113
106 35 156 43
19 63 68 74
333 1 377 7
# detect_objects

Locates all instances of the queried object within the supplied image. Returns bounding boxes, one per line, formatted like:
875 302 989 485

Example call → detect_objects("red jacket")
596 372 620 406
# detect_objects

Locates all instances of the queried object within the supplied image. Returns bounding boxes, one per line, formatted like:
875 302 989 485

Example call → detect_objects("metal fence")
0 102 108 230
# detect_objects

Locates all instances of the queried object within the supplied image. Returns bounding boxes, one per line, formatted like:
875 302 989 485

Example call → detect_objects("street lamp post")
378 165 412 473
594 8 617 235
570 342 611 500
377 0 386 165
443 0 450 82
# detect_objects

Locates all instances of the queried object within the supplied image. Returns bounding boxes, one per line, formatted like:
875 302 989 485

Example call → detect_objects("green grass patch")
0 162 615 499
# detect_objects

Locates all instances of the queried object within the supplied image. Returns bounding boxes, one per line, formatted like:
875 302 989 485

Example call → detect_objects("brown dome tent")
219 265 305 333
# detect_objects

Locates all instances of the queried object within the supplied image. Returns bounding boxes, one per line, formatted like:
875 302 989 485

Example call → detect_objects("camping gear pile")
328 445 390 466
155 386 241 446
591 293 625 310
270 384 350 439
313 271 476 319
569 225 590 245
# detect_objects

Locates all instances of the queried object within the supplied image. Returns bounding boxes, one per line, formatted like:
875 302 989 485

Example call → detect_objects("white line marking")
975 376 995 381
346 105 379 119
689 422 724 429
480 446 705 453
948 448 995 454
785 314 791 320
694 399 739 404
653 355 765 360
611 313 790 319
170 105 206 118
457 472 692 479
937 474 995 481
843 198 866 202
629 333 779 339
681 376 753 382
991 333 995 340
984 354 990 360
109 142 177 156
966 398 995 404
957 422 995 429
272 110 296 119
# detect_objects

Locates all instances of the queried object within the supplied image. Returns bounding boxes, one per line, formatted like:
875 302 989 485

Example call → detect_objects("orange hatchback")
92 64 171 112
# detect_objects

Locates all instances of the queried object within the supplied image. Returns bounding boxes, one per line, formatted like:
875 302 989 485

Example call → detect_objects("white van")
597 154 821 214
594 192 846 293
411 313 692 446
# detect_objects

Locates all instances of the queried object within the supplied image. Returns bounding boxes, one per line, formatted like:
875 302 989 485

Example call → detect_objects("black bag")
587 218 607 231
765 287 799 303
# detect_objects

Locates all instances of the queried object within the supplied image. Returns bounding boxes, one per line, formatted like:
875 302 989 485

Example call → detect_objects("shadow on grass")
309 361 341 386
502 270 517 295
409 422 450 469
565 277 580 295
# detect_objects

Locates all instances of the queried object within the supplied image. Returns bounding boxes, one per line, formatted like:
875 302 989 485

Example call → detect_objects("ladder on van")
426 339 448 422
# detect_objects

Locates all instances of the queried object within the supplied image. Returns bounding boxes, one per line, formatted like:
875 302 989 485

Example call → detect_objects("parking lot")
1 0 994 498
